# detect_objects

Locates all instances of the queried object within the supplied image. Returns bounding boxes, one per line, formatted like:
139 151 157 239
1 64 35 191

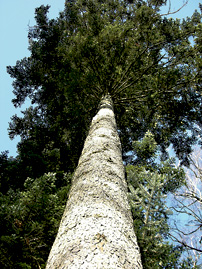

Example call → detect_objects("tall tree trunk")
46 95 142 268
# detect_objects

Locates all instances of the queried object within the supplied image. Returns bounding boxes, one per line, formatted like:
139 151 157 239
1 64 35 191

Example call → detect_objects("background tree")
126 131 197 268
169 148 202 267
0 172 71 268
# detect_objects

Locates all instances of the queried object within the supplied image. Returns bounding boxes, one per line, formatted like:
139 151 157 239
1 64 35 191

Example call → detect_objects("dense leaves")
7 0 202 169
0 172 71 268
126 131 191 267
127 166 184 267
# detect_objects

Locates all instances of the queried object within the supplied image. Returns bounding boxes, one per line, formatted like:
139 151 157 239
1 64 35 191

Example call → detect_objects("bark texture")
46 95 142 268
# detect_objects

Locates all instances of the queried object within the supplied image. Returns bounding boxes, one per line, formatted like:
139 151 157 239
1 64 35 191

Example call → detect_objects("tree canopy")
7 0 202 174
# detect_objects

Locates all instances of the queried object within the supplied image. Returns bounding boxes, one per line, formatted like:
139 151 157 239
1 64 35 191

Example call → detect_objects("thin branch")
160 1 189 17
116 57 163 95
173 220 202 236
180 193 202 204
171 197 201 221
90 88 100 100
111 46 149 94
114 95 147 104
112 77 134 96
169 233 202 253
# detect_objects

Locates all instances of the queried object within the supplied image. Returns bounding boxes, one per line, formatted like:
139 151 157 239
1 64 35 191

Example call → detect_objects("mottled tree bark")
46 95 142 268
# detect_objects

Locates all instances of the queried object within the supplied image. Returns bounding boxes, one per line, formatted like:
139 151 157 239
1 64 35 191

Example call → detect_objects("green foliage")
6 0 202 172
132 130 158 164
0 173 71 268
126 131 189 267
0 151 22 193
126 164 186 268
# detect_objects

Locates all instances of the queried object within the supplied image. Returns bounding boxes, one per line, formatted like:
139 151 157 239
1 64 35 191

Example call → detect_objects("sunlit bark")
46 95 142 268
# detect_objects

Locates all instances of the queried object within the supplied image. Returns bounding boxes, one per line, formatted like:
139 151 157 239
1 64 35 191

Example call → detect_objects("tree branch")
169 233 202 253
111 45 149 94
160 1 189 17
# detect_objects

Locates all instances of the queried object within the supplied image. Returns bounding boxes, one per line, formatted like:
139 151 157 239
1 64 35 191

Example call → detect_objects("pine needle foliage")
126 131 193 267
6 0 202 171
0 173 71 268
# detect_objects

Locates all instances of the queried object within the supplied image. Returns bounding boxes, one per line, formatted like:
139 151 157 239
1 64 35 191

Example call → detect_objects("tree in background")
1 0 202 267
169 148 202 267
0 172 71 268
126 131 199 268
127 132 181 267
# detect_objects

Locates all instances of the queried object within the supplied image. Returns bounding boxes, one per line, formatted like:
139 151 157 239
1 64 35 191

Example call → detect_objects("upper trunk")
46 95 142 268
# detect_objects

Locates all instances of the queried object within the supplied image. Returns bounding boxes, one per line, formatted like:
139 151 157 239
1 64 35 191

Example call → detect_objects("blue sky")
0 0 65 156
0 0 201 157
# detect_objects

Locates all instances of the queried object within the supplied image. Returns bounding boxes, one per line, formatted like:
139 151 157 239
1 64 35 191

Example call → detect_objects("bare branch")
173 220 202 236
160 1 189 17
169 233 202 253
169 147 202 264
